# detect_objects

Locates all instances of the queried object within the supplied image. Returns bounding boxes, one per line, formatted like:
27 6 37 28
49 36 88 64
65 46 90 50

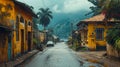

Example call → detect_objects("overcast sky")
17 0 94 37
17 0 93 13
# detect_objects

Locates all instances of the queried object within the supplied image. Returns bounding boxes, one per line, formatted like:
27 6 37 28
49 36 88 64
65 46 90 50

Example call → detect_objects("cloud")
52 5 61 13
52 0 92 13
18 0 92 13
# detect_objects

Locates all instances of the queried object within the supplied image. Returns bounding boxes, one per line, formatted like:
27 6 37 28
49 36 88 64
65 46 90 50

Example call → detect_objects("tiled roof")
77 14 120 26
84 14 105 21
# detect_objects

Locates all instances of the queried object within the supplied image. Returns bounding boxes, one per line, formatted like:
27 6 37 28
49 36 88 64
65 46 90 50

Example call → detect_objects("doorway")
21 29 24 54
8 32 12 61
28 32 31 51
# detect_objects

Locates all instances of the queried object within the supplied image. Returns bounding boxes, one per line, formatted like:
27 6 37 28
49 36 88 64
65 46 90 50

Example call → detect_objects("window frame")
20 16 24 23
95 28 104 41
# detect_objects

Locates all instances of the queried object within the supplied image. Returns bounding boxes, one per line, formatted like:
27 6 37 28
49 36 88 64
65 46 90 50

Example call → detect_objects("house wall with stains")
0 0 15 63
13 2 33 57
0 0 34 63
87 22 113 50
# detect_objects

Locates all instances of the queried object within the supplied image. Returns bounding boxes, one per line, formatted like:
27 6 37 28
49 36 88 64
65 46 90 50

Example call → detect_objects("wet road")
18 42 102 67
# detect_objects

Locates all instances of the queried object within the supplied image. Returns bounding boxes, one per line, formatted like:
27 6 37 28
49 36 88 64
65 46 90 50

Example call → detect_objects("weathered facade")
33 30 45 44
39 31 45 43
0 0 37 63
77 14 117 50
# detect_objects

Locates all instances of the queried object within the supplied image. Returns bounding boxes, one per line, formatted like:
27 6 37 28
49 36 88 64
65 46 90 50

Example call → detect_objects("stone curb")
14 50 39 67
0 50 40 67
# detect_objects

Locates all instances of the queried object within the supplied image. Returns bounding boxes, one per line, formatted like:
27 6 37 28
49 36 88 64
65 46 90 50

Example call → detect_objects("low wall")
107 44 120 58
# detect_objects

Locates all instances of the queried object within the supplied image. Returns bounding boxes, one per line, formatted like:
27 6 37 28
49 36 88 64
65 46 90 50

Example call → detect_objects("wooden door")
21 30 24 54
8 33 12 61
28 32 31 51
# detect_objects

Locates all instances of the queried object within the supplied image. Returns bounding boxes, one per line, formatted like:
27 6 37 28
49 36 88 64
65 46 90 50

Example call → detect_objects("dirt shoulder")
76 51 120 67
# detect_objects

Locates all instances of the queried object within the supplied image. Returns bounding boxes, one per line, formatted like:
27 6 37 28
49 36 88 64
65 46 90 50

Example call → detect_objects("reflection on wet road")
18 42 102 67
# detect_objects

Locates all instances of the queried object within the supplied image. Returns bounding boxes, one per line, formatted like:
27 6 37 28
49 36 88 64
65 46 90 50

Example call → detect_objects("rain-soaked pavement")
17 42 103 67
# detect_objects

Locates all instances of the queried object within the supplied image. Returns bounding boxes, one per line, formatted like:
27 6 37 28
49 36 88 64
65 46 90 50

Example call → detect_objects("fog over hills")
18 0 93 38
47 10 92 38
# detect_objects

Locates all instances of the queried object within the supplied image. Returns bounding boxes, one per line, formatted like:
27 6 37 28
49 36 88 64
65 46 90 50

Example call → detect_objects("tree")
106 24 120 50
102 0 120 51
87 0 120 20
33 17 39 30
86 0 106 16
102 0 120 20
37 8 53 30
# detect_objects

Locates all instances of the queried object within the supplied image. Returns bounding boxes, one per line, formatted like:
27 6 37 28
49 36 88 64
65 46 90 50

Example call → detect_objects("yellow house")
33 30 45 44
0 0 37 63
39 31 45 43
77 14 118 50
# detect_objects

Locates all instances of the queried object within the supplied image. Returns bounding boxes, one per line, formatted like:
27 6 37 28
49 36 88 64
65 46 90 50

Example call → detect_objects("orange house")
0 0 37 63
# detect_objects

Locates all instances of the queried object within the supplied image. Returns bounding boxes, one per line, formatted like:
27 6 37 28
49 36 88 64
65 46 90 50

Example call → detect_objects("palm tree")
86 0 106 16
37 8 53 44
37 8 53 30
102 0 120 20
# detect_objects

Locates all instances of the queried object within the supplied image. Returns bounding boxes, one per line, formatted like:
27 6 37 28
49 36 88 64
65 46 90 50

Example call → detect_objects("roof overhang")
77 14 120 26
14 0 38 18
0 25 13 32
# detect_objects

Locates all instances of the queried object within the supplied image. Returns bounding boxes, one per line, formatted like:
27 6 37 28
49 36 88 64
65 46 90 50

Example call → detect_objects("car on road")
46 41 54 47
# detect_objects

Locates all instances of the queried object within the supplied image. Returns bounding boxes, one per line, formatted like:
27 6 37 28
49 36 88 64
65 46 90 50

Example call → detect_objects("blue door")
8 33 12 61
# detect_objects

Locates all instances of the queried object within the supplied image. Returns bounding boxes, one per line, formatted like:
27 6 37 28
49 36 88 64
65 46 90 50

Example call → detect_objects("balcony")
0 19 14 31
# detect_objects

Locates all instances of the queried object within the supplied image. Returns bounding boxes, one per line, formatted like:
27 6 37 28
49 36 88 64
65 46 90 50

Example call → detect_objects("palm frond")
39 8 46 13
37 8 52 27
45 8 49 12
47 14 53 19
30 6 34 9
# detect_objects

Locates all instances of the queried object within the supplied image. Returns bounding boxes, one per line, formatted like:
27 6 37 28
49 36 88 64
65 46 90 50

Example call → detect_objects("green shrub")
33 38 38 44
106 24 120 50
115 38 120 50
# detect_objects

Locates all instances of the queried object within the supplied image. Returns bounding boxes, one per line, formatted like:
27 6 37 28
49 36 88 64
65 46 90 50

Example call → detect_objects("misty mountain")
47 10 92 38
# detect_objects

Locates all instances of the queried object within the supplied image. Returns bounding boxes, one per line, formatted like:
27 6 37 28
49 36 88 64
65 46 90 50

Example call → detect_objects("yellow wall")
0 0 15 63
13 4 33 57
87 22 112 50
87 23 96 50
95 24 106 46
0 0 34 61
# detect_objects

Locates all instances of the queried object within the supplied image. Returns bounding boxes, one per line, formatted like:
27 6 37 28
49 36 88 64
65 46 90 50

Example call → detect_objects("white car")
46 41 54 47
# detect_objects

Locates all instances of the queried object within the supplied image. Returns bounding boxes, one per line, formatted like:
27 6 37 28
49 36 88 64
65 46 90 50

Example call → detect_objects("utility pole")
71 23 73 46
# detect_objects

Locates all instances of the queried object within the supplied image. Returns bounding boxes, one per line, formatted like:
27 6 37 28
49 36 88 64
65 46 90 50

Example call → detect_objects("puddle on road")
87 59 108 67
82 59 108 67
77 58 105 67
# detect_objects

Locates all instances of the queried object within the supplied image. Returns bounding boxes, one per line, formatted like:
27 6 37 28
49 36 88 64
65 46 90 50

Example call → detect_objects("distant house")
0 0 37 63
77 14 119 50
